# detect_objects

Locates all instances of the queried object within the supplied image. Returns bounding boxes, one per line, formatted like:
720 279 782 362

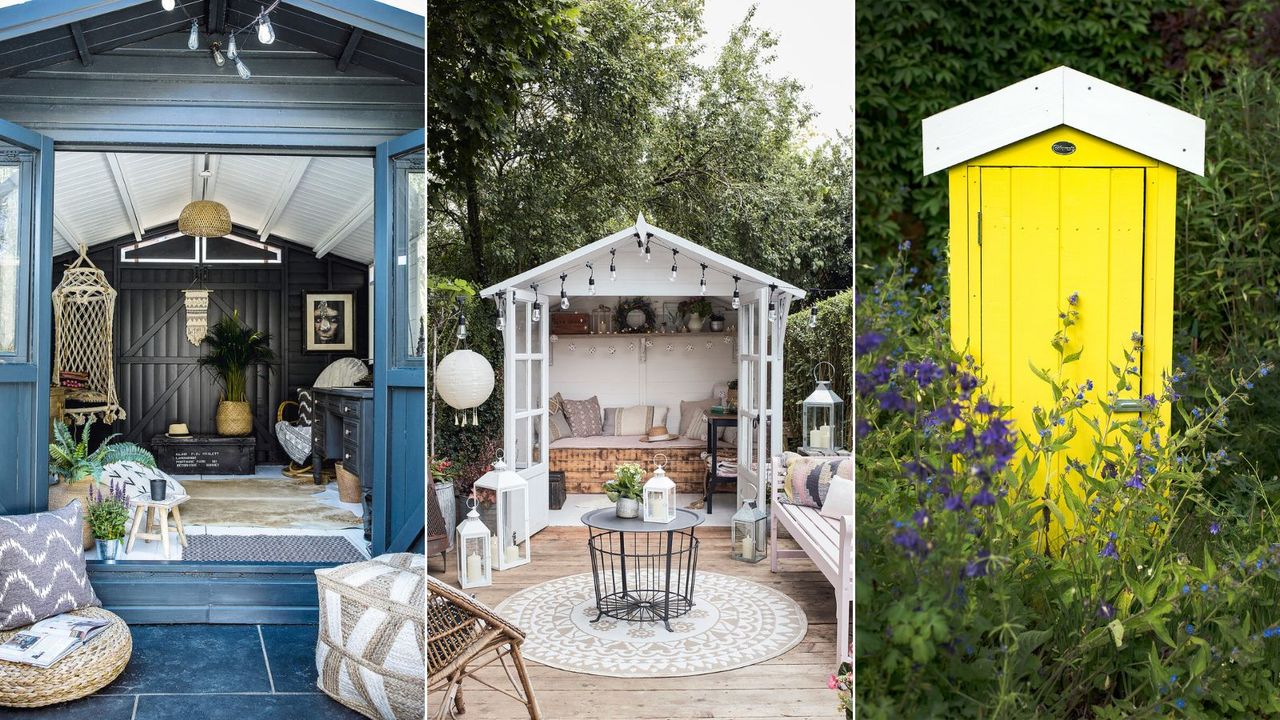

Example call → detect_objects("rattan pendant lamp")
177 199 231 239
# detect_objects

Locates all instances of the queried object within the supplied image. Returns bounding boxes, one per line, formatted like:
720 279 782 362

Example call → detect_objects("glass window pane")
0 156 23 357
392 151 425 365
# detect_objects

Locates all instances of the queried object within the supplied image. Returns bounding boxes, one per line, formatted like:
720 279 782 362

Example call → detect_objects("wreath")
615 297 656 334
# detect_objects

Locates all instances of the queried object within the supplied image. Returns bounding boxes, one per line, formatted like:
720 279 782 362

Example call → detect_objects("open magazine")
0 613 111 668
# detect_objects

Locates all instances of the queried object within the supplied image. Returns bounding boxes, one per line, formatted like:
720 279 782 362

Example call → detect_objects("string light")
187 20 199 50
636 232 644 252
227 34 238 59
586 262 596 295
211 42 226 67
161 0 176 11
699 263 707 295
257 8 276 44
496 301 505 331
609 249 617 281
768 284 777 322
235 57 252 80
731 275 741 309
559 273 569 309
809 305 818 328
456 302 468 340
644 239 651 263
670 249 678 282
531 283 541 322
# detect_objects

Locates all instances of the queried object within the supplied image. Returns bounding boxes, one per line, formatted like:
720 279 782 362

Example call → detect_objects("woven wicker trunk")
551 446 736 494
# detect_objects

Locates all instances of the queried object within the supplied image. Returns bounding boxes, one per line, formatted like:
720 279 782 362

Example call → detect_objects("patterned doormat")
494 571 807 677
182 534 366 563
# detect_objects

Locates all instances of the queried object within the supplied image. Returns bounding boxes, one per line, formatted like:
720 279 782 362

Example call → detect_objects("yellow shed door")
975 166 1146 508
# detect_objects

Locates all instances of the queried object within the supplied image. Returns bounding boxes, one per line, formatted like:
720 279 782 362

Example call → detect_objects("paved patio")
7 624 360 719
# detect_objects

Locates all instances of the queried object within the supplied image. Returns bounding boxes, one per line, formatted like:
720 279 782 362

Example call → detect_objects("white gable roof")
922 66 1205 176
479 214 805 299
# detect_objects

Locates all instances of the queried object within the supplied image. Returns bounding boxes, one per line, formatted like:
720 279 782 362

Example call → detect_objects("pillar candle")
742 535 755 561
505 544 520 563
652 496 666 519
490 535 499 565
466 553 482 582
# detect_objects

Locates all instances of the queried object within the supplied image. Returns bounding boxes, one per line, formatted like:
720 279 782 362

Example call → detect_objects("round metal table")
581 507 703 631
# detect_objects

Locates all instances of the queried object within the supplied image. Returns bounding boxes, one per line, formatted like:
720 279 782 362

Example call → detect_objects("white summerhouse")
480 214 805 533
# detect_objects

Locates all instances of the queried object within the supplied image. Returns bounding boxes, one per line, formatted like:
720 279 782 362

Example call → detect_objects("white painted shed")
480 214 804 533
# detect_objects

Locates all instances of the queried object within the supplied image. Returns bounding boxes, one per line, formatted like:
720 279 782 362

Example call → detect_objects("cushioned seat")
0 607 131 708
315 553 424 720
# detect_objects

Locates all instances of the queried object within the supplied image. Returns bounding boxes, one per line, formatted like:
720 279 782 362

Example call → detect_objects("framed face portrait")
305 292 355 352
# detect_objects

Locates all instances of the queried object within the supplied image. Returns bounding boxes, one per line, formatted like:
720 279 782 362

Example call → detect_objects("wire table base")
582 508 703 632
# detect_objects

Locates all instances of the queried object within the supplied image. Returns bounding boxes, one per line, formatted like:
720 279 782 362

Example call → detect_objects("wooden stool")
126 494 189 560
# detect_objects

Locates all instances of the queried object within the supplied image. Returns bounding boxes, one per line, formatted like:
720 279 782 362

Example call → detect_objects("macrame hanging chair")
52 246 124 424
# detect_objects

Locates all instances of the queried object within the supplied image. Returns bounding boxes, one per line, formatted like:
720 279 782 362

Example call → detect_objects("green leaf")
1108 619 1125 648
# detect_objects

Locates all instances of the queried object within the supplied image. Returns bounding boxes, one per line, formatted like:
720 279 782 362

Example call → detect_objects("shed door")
976 166 1145 502
0 121 52 515
737 288 770 507
503 288 549 535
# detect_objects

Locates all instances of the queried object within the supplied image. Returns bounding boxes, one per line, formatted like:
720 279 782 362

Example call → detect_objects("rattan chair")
427 575 540 719
426 478 449 571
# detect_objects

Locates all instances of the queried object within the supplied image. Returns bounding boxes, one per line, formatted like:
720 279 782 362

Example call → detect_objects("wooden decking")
428 525 842 720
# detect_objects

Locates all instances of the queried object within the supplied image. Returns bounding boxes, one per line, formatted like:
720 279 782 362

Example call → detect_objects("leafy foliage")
858 258 1280 718
196 311 276 403
784 290 852 449
86 480 131 541
49 419 155 483
604 462 645 501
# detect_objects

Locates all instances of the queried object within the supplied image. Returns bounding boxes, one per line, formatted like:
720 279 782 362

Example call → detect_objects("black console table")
311 387 374 540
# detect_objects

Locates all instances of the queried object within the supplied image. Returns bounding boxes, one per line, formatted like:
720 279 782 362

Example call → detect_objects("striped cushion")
0 503 101 630
315 553 425 720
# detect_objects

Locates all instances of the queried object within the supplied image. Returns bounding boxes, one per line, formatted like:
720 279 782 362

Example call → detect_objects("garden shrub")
784 291 853 449
857 253 1280 718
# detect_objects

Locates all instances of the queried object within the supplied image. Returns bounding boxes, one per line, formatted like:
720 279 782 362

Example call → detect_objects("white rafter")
258 156 312 241
104 152 143 241
314 195 373 258
53 212 85 252
203 155 222 201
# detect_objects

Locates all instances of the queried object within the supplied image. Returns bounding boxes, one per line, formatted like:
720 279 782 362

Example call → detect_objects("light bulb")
768 302 777 322
560 295 569 310
187 20 199 50
161 0 176 10
227 34 238 59
700 278 707 295
257 10 276 44
496 315 505 331
532 303 541 322
732 296 740 310
235 57 251 80
644 246 651 262
212 45 226 67
457 322 467 340
670 264 677 281
610 266 617 281
588 278 596 295
809 306 818 328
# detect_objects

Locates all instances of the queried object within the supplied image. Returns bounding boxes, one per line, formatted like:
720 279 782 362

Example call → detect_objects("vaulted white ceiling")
53 151 376 263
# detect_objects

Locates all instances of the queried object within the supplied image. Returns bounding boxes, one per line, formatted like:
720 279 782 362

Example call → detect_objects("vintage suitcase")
551 312 590 335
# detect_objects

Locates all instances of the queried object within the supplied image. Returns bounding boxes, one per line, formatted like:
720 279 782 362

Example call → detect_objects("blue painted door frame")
372 128 425 555
0 118 52 516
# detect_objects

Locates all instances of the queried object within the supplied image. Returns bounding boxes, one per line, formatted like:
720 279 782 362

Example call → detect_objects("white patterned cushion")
0 503 101 630
315 553 424 720
98 462 184 501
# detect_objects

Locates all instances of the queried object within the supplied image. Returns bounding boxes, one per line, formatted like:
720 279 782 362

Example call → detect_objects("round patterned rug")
494 571 807 677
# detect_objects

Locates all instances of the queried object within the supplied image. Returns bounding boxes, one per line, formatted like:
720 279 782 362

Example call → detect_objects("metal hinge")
976 211 983 247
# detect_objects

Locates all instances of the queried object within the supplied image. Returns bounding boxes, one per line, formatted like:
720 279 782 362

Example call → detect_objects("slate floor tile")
259 624 322 693
133 692 363 720
1 694 136 719
100 624 271 694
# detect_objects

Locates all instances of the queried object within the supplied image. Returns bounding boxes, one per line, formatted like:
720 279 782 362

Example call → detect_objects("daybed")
769 456 853 664
550 435 735 494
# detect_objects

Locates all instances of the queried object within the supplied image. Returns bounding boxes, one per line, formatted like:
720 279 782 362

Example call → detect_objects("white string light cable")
164 0 279 79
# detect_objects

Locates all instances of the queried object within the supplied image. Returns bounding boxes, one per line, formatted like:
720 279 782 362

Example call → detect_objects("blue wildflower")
943 494 966 512
974 396 995 415
1125 473 1145 491
970 485 997 508
855 332 885 353
1182 584 1190 594
1186 623 1195 635
1068 292 1079 306
1209 522 1221 535
1200 583 1209 593
1099 540 1119 560
1175 698 1186 710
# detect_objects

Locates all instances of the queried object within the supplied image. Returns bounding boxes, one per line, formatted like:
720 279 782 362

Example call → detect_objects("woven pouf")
315 553 425 720
0 607 132 708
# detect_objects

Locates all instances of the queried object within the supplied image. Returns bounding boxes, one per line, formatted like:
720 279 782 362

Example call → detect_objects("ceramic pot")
437 484 456 551
47 477 95 550
687 313 706 332
96 538 120 563
616 497 639 519
216 400 253 436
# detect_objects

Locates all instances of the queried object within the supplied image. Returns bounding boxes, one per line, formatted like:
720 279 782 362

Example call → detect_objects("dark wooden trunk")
151 435 257 475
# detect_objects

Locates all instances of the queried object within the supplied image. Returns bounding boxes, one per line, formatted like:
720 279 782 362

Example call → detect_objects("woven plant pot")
47 477 95 551
0 607 132 708
335 462 361 504
216 400 253 437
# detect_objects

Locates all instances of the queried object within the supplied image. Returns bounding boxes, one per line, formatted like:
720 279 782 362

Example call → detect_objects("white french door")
737 287 789 509
503 288 550 534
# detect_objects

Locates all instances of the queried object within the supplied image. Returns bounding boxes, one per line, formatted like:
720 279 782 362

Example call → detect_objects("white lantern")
434 349 495 426
643 453 677 524
731 484 768 563
801 361 845 454
456 498 492 588
473 452 531 570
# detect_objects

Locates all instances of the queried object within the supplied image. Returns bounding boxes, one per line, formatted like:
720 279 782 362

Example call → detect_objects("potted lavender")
86 480 131 562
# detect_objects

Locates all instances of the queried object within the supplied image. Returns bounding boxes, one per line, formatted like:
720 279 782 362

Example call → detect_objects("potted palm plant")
48 419 155 550
604 462 645 518
198 310 277 437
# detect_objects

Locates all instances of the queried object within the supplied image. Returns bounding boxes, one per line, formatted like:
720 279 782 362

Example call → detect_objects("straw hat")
639 425 677 442
166 423 191 438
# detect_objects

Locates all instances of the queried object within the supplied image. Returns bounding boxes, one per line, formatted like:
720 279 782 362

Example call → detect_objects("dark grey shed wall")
54 235 369 463
0 31 422 148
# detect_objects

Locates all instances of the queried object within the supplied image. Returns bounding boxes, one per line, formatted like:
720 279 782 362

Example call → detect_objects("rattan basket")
215 400 253 437
0 607 131 708
335 462 361 504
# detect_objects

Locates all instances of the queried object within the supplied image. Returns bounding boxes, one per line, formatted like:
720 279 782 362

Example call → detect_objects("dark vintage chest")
150 435 257 475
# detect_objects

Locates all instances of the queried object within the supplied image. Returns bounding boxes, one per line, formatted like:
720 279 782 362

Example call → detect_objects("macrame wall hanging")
183 289 210 346
51 247 124 424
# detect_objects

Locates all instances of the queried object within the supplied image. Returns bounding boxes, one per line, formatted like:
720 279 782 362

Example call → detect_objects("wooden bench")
769 457 852 665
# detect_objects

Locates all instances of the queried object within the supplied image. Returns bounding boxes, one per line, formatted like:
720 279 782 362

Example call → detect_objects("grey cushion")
562 396 603 437
602 407 618 436
679 398 719 438
0 502 101 630
549 410 572 443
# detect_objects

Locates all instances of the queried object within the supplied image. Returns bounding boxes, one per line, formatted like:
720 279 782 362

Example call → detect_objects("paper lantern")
434 349 494 425
473 453 530 570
